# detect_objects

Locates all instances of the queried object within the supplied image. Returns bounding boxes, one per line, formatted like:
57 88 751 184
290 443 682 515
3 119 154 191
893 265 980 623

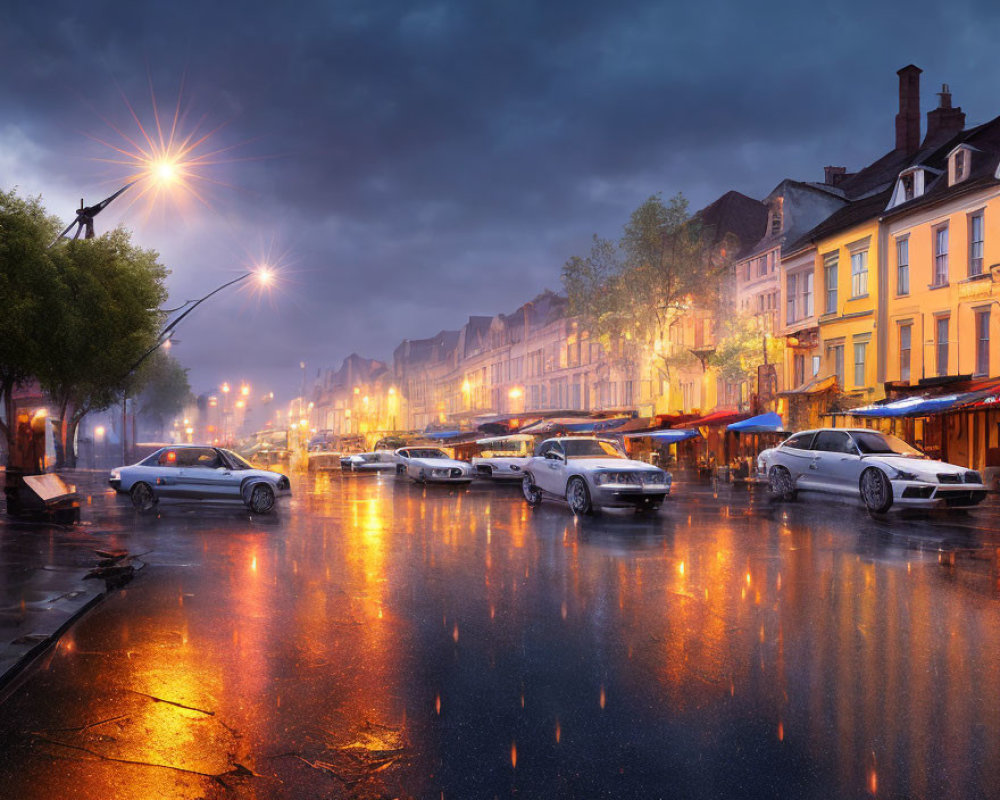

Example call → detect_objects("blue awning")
423 430 462 439
625 429 701 443
850 394 964 418
727 412 785 433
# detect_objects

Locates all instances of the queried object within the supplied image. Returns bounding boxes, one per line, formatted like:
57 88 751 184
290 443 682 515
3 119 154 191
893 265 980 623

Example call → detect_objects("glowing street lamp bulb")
241 384 250 396
256 268 273 285
152 160 178 183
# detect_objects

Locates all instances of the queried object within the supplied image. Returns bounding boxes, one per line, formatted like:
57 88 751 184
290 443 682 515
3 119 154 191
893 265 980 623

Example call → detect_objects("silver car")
340 450 398 472
109 445 291 513
758 428 986 513
521 437 671 514
394 447 473 484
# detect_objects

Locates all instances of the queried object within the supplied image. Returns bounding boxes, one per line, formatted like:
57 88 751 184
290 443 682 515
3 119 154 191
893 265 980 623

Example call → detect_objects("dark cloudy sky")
3 0 1000 406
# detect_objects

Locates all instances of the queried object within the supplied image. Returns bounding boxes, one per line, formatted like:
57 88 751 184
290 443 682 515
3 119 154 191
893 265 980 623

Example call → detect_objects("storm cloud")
3 0 1000 400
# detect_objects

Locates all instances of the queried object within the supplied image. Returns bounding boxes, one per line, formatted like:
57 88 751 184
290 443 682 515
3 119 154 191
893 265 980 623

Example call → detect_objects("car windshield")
408 449 448 459
222 449 254 470
561 439 625 459
851 431 924 457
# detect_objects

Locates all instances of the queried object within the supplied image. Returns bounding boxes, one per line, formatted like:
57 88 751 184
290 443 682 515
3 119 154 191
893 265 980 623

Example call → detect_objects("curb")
0 587 105 699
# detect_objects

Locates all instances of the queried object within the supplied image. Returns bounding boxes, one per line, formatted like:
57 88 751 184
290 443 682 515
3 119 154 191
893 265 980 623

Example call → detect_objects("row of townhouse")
311 64 1000 467
310 194 769 435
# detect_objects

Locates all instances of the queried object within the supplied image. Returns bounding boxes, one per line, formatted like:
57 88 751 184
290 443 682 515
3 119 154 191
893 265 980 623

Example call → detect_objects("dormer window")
768 197 784 236
902 173 915 201
948 145 975 186
888 166 941 209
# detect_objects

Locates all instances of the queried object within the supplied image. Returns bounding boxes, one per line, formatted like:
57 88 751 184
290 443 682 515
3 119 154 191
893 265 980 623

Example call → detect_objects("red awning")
677 408 749 429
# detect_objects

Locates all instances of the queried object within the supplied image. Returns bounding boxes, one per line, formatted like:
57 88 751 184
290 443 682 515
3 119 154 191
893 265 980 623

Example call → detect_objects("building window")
850 250 868 297
793 354 805 387
969 212 985 277
829 344 845 387
953 149 968 183
899 324 911 382
786 273 798 323
976 310 990 376
812 355 821 376
824 255 838 314
934 225 949 286
896 237 909 295
902 173 915 201
853 341 867 387
936 317 950 376
801 272 813 318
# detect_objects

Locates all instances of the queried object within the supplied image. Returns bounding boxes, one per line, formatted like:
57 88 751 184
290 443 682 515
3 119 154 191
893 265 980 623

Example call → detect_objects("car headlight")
640 471 667 485
110 469 121 480
431 468 451 477
965 470 983 484
595 472 640 485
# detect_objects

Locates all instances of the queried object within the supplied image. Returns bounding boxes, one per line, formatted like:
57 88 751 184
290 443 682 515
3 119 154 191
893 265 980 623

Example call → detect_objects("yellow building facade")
808 194 889 407
881 178 1000 385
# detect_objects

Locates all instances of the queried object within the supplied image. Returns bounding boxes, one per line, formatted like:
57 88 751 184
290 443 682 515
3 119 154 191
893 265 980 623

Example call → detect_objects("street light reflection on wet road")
1 472 1000 798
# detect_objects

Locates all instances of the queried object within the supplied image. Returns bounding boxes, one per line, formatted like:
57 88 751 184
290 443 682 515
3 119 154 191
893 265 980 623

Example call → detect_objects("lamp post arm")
125 271 251 377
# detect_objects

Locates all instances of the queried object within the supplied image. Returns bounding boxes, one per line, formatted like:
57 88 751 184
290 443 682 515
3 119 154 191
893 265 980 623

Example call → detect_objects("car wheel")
522 474 542 506
860 468 893 514
768 466 797 501
566 476 593 515
247 482 276 514
396 464 406 475
130 482 156 511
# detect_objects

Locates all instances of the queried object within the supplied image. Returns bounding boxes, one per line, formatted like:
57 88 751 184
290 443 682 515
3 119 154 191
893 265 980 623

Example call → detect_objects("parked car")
394 447 473 484
470 434 534 479
521 437 671 514
340 450 398 472
109 445 291 513
758 428 987 513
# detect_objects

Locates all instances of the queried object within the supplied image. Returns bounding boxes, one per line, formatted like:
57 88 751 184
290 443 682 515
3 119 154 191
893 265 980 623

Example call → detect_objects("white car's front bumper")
892 480 987 508
591 482 670 508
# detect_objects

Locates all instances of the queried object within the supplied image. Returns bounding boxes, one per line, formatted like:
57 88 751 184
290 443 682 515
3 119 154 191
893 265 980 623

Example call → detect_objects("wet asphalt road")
2 471 1000 799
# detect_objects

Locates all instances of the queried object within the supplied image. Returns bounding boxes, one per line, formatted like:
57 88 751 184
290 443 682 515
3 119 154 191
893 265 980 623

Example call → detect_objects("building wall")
883 186 1000 384
814 218 882 402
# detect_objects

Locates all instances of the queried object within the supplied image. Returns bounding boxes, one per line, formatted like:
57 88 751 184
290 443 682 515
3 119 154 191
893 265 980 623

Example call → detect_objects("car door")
535 441 567 494
825 433 865 492
151 449 183 497
809 431 857 492
177 448 236 499
776 432 817 486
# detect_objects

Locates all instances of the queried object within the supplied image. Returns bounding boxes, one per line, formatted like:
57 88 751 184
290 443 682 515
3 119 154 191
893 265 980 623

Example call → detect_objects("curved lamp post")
120 267 273 460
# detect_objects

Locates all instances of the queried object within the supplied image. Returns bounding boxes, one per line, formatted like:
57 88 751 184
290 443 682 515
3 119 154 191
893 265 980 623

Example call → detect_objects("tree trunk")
52 398 69 469
65 414 81 468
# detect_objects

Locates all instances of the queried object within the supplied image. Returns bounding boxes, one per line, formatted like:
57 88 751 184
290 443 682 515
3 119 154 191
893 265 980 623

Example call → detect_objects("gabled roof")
695 190 768 250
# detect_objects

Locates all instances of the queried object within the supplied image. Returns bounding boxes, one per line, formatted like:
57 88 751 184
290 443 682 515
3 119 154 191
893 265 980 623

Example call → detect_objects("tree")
39 229 168 467
133 350 192 439
709 312 784 387
563 193 733 377
0 189 61 461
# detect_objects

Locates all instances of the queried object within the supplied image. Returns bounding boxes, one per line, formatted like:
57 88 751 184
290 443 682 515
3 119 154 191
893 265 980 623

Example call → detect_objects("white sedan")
394 447 473 484
340 450 398 472
109 445 291 513
758 428 986 513
470 434 534 480
520 437 670 514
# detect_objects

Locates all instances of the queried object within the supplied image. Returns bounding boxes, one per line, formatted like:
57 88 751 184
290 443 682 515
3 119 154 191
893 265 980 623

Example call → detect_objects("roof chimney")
924 83 965 146
824 166 847 185
895 65 922 155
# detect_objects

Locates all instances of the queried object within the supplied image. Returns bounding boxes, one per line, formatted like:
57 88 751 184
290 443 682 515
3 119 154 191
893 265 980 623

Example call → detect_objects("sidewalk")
0 470 135 691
